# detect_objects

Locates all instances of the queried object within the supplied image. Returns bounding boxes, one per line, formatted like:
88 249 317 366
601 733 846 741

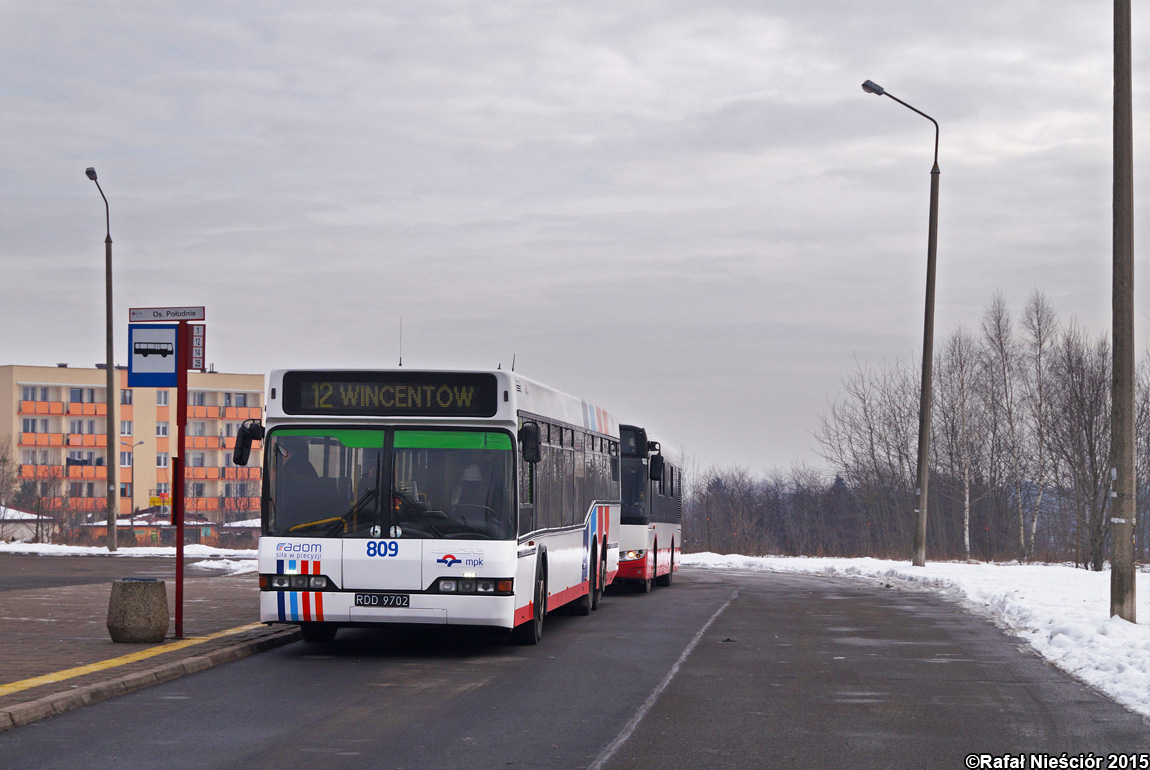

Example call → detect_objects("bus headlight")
432 577 513 595
622 549 646 562
261 574 333 591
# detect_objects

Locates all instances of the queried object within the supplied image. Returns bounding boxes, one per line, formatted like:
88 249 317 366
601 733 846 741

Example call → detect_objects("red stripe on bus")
548 581 588 610
302 591 312 621
315 592 324 622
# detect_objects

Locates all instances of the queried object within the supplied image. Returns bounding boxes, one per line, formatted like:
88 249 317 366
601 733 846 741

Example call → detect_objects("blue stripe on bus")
289 592 300 621
277 559 284 574
277 590 286 621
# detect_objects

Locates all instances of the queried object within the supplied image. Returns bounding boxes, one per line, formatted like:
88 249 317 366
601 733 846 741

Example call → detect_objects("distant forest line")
681 291 1150 570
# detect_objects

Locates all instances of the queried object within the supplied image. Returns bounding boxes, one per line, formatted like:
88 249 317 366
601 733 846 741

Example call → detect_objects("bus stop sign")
127 324 179 387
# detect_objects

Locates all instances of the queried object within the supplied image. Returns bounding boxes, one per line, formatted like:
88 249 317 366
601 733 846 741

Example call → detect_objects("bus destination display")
282 371 499 417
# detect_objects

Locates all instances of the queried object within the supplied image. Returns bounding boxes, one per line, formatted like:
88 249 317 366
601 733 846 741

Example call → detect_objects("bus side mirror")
649 453 665 481
233 420 265 466
519 422 541 464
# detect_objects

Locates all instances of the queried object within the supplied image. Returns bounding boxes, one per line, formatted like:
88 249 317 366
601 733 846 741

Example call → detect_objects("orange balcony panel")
223 466 262 480
26 433 65 447
187 467 221 480
184 436 221 450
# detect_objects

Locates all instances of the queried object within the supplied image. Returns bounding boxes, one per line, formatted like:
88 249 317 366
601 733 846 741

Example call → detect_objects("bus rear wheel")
573 544 597 616
591 550 606 610
656 543 674 587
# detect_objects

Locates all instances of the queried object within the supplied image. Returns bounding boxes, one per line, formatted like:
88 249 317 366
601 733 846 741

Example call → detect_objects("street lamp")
121 439 144 513
861 79 940 568
86 166 118 552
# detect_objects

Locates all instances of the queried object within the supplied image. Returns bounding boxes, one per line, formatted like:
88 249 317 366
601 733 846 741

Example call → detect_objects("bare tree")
1047 323 1112 570
934 327 988 559
816 357 918 557
981 293 1030 557
1019 290 1059 558
0 440 17 512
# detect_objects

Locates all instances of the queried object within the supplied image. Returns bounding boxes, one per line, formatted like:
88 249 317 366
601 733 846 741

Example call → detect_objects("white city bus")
232 369 621 644
616 424 682 592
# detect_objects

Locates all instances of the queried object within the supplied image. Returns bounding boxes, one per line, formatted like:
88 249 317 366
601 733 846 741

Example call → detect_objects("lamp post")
86 166 118 552
861 80 940 568
121 439 144 513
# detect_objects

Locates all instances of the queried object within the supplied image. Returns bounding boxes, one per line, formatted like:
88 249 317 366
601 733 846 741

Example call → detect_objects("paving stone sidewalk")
0 573 299 731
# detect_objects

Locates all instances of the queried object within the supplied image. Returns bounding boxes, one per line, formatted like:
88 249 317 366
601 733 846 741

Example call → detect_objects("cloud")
0 0 1146 471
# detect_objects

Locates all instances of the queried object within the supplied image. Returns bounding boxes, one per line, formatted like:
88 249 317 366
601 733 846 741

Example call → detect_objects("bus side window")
518 455 535 537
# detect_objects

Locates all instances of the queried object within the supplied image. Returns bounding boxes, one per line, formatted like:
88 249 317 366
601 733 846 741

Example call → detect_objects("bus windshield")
266 428 515 540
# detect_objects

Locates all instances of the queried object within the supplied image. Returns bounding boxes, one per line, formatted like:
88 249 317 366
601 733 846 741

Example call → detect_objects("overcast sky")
1 1 1146 472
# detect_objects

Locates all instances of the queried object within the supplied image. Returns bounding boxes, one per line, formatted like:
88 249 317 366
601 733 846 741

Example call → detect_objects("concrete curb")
0 627 301 732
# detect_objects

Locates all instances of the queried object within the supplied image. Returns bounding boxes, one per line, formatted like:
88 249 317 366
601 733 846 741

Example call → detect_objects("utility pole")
1109 0 1135 622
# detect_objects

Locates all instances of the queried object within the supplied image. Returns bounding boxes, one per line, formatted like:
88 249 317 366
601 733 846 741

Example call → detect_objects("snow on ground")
683 552 1150 719
3 542 1146 717
0 541 258 573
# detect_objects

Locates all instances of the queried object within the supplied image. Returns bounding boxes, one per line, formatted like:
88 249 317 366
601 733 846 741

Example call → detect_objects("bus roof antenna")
398 317 403 367
511 354 516 372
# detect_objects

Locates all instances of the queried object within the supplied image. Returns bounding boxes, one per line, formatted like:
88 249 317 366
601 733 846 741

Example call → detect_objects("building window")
70 387 83 403
21 386 36 401
191 482 206 497
157 483 170 495
191 422 207 438
157 453 170 468
69 482 83 498
121 389 133 405
235 393 248 408
39 419 49 433
156 422 169 437
191 392 206 406
120 452 133 467
22 418 38 433
22 450 37 465
190 452 205 468
120 482 132 498
120 420 133 436
157 390 169 406
224 393 232 407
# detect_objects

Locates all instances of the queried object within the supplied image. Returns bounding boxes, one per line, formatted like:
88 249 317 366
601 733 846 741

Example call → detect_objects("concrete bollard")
107 578 170 643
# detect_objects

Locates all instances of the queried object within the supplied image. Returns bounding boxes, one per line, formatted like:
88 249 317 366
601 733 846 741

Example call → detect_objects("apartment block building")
0 364 264 524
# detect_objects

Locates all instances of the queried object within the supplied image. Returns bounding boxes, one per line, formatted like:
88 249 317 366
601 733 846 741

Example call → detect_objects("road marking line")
0 623 265 697
587 589 739 770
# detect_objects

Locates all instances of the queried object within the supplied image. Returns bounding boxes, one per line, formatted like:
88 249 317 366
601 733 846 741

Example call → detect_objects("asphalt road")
3 566 1148 769
0 552 227 591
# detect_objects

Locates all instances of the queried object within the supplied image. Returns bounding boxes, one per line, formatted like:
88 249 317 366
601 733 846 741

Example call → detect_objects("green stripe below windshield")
394 431 512 451
272 429 385 448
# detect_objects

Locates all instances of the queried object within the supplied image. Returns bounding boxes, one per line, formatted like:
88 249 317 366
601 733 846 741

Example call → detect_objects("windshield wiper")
325 488 379 536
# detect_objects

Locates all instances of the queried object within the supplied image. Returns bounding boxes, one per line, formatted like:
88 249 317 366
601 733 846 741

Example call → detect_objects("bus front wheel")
515 561 546 645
